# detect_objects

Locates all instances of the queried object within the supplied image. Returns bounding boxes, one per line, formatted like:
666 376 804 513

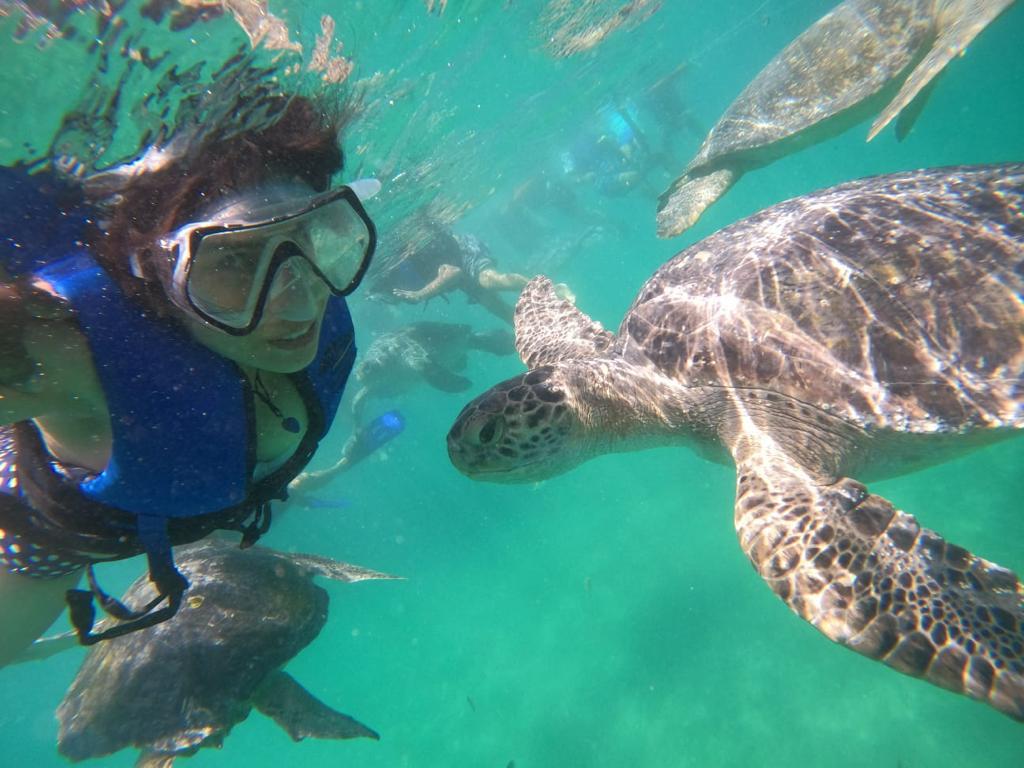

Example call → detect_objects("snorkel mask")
148 179 380 334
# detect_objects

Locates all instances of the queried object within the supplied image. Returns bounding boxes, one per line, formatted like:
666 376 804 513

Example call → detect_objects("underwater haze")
1 1 1023 766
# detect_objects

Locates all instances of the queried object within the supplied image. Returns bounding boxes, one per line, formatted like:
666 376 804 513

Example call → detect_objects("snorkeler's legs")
470 272 575 323
0 567 81 667
467 286 516 324
477 268 528 292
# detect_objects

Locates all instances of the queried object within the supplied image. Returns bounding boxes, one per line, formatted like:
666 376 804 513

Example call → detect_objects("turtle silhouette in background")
657 0 1016 237
449 164 1024 721
351 321 513 418
56 540 399 765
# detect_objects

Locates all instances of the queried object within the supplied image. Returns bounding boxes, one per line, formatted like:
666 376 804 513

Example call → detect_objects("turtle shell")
57 540 328 761
622 165 1024 433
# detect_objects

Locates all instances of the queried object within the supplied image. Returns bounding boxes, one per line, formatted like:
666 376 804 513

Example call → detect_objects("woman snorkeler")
0 87 377 662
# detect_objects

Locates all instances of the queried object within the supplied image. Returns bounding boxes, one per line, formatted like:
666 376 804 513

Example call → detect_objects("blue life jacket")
34 252 355 514
1 166 356 641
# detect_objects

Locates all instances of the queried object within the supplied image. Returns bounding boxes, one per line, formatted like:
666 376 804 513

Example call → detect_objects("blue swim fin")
341 410 406 469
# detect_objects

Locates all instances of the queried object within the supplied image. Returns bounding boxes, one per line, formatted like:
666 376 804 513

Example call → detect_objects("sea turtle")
56 539 398 765
448 164 1024 720
351 321 513 417
656 0 1016 237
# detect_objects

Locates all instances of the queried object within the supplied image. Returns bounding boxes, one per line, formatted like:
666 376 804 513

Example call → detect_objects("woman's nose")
266 253 327 321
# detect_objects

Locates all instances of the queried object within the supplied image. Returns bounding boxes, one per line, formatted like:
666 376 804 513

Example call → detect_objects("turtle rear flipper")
253 670 379 741
468 328 515 356
420 361 473 393
514 276 614 367
15 630 81 664
732 440 1024 721
868 0 1015 140
135 751 176 768
892 70 944 142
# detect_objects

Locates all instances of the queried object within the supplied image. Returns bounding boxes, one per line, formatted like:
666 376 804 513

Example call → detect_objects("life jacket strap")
65 502 277 645
238 502 273 549
66 513 191 645
66 561 188 645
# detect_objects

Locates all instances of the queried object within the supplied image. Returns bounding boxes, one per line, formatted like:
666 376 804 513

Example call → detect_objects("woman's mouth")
267 321 317 350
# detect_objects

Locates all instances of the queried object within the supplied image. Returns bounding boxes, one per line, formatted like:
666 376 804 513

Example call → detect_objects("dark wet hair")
86 94 348 315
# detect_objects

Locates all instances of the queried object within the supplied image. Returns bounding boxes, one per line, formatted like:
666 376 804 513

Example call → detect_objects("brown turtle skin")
57 540 388 763
455 165 1024 480
448 164 1024 721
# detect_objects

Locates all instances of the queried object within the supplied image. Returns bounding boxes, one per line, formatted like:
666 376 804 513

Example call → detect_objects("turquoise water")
2 1 1023 766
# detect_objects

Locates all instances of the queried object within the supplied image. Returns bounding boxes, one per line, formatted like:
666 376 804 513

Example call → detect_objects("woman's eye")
214 251 252 273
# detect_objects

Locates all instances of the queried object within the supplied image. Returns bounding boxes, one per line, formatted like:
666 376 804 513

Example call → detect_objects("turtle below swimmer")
54 539 399 765
449 164 1024 721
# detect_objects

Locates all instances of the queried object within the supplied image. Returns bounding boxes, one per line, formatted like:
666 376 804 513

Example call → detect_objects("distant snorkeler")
290 410 407 499
350 321 514 418
0 5 377 659
560 99 653 197
370 218 531 324
334 410 409 474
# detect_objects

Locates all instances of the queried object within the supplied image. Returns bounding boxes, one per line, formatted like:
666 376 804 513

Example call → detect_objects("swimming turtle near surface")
351 321 513 417
449 164 1024 720
55 539 398 765
656 0 1016 237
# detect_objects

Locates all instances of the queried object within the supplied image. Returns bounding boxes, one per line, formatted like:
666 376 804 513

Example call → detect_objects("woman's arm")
0 278 78 424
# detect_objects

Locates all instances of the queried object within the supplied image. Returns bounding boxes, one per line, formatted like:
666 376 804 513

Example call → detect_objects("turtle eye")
470 415 504 446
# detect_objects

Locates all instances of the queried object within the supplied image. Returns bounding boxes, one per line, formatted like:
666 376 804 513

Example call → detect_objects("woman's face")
175 183 335 373
182 257 331 373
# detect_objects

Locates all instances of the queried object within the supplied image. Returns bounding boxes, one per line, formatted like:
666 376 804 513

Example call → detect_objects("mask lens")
181 186 374 332
304 196 373 292
186 231 272 328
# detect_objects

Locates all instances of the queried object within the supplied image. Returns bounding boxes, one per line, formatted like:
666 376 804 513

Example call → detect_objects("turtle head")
447 365 590 482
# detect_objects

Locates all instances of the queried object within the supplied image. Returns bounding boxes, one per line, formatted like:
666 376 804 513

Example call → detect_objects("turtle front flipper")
514 276 614 367
868 0 1015 140
655 167 736 238
253 670 379 741
732 443 1024 720
286 551 401 583
135 751 176 768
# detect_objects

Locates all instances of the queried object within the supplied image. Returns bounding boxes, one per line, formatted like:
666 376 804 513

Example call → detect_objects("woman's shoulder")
0 167 105 423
